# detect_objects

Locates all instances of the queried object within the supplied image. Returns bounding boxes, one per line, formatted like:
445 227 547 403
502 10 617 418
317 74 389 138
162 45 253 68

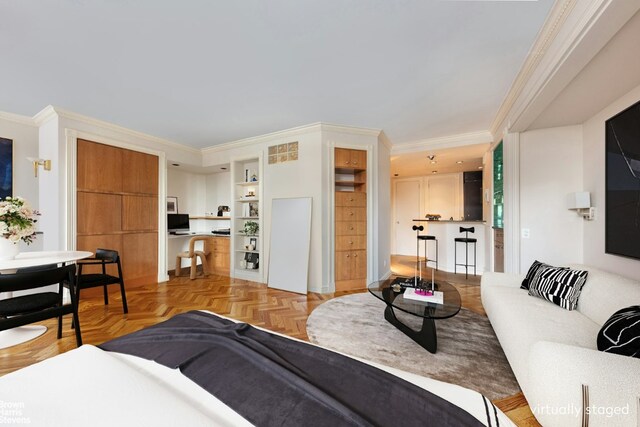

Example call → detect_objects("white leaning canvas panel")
268 197 312 294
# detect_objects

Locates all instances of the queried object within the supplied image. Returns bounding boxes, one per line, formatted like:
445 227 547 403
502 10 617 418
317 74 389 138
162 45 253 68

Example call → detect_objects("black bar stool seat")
417 235 436 241
454 227 477 279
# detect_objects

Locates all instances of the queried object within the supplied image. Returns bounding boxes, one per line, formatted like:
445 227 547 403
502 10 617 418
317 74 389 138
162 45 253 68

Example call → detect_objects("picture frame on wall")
167 196 178 214
0 138 13 200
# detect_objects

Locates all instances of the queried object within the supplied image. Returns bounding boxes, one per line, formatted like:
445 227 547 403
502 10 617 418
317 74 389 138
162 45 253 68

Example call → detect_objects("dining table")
0 250 93 349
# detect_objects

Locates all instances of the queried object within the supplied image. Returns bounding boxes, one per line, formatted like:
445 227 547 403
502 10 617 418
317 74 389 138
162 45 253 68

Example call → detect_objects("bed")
0 311 514 426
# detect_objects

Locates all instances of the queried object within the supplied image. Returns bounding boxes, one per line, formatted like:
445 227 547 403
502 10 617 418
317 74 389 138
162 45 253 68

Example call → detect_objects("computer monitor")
167 213 190 232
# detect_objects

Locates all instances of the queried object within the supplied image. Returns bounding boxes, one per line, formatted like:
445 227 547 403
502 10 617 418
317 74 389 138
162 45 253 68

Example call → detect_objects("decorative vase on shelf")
0 238 19 261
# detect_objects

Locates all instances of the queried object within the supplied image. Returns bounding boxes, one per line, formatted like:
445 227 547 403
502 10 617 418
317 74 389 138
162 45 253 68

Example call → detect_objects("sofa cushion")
482 284 600 393
528 266 588 310
597 305 640 358
569 264 640 326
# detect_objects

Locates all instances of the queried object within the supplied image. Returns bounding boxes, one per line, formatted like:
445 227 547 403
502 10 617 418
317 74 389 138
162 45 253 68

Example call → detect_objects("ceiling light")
394 173 399 177
432 170 437 174
427 155 435 161
478 166 483 170
456 161 464 164
430 160 437 164
172 163 180 167
221 167 227 170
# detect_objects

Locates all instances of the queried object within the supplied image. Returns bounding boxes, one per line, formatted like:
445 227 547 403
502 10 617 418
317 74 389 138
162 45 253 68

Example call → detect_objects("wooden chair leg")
175 257 182 277
103 285 109 305
190 256 197 280
201 255 210 276
120 280 128 314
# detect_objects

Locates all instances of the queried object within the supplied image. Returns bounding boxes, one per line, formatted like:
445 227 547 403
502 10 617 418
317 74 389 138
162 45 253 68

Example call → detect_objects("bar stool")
417 235 438 270
454 227 477 279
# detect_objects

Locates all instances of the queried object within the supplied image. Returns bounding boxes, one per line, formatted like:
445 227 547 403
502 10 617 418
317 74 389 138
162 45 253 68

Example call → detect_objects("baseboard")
380 269 392 280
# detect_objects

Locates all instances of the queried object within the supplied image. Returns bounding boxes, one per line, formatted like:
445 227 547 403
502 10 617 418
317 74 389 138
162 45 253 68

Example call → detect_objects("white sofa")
481 265 640 427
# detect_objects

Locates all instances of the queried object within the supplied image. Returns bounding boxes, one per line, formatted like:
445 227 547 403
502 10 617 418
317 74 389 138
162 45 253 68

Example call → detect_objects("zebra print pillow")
597 306 640 358
528 266 589 310
520 260 567 290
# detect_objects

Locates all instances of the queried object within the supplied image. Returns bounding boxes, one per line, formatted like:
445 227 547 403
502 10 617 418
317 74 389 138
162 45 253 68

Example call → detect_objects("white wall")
582 83 640 278
203 126 326 291
519 125 584 269
0 116 39 207
377 134 392 279
205 172 231 214
167 169 206 216
0 115 41 252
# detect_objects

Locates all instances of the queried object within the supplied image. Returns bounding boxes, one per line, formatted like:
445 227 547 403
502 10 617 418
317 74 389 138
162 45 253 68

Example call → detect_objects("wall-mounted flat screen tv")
606 99 640 259
168 213 190 232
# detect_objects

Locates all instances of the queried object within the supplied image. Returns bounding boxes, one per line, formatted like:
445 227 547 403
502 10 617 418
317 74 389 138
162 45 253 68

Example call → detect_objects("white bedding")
0 312 515 426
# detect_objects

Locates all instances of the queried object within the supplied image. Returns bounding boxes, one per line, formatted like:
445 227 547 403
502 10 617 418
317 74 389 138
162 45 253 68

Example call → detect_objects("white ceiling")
1 0 553 148
391 143 489 178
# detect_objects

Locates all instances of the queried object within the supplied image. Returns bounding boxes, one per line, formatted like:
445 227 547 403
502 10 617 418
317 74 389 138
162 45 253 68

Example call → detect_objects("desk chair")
0 264 82 347
176 236 210 280
76 249 128 314
454 227 477 279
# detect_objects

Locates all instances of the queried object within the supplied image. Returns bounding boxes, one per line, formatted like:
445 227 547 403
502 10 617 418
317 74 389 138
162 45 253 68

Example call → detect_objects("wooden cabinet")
207 237 230 275
335 148 366 169
76 139 159 286
335 148 367 291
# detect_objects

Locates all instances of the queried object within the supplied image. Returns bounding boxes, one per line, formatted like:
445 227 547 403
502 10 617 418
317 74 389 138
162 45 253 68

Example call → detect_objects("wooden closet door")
77 139 159 285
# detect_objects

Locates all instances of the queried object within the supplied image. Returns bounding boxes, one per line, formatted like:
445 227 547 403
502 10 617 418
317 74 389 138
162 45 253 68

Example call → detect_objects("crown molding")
390 130 493 154
34 105 201 155
202 123 323 155
377 130 393 151
490 0 577 135
201 122 381 155
0 110 37 127
491 0 640 135
319 122 382 137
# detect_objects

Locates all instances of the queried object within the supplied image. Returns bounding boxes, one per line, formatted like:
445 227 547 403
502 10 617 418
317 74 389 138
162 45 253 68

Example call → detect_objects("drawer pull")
349 212 354 216
349 198 354 202
345 161 350 164
349 226 354 230
349 241 353 245
353 253 358 257
346 254 350 258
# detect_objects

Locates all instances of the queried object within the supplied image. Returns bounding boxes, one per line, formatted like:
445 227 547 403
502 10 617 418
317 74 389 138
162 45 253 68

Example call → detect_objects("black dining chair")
0 264 82 347
76 249 128 314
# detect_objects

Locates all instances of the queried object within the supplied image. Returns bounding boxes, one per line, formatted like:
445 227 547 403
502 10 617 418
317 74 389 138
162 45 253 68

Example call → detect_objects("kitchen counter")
413 221 486 275
413 219 486 223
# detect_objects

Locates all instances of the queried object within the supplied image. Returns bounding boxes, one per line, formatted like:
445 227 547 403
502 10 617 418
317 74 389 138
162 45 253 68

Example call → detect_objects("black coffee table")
368 278 461 353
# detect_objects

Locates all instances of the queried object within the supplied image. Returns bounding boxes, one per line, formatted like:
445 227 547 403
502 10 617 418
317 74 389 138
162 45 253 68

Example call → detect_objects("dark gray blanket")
100 311 489 427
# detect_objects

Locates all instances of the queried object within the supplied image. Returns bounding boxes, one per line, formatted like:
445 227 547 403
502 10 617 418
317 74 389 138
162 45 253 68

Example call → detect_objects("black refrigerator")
463 171 483 221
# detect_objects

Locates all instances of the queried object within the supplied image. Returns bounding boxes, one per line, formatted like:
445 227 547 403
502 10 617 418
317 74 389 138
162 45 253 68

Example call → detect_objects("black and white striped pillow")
528 266 589 310
520 260 566 290
597 306 640 358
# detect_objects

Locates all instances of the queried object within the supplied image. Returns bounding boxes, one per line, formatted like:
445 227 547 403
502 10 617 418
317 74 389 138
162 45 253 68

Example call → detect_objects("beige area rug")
306 292 520 400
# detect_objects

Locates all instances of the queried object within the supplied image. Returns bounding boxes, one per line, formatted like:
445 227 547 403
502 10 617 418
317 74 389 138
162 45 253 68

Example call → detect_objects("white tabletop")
0 251 93 272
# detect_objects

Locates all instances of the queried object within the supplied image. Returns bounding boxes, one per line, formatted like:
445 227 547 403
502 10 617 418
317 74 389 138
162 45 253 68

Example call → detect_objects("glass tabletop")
368 278 462 319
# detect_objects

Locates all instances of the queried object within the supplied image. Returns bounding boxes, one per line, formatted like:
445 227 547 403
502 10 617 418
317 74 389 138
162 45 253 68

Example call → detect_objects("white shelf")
236 198 259 202
235 250 260 254
235 181 259 186
236 233 259 237
236 216 259 220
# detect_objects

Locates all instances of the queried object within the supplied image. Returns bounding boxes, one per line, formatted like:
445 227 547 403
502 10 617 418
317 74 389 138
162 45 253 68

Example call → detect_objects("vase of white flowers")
0 196 39 260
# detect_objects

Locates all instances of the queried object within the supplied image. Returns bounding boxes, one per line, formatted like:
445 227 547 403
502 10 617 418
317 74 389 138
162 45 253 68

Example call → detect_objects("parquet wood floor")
0 255 540 426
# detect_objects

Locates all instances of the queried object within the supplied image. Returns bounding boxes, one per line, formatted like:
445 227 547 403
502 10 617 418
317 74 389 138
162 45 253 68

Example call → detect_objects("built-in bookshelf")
232 157 263 282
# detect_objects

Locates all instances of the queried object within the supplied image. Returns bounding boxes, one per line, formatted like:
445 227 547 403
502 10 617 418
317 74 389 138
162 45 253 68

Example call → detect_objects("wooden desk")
168 235 229 276
0 250 93 349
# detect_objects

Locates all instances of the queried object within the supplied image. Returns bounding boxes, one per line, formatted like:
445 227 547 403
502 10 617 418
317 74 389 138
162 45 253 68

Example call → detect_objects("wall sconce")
567 192 595 220
26 157 51 178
